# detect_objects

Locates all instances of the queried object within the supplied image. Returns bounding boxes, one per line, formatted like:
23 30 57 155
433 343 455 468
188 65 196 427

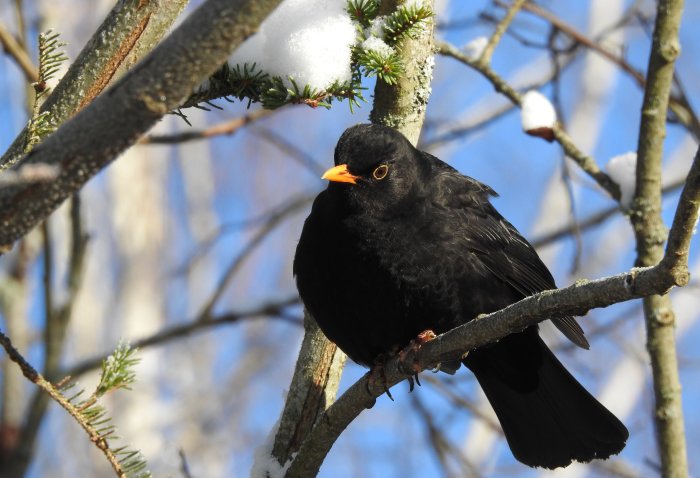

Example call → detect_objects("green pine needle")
36 30 68 98
95 341 139 397
346 0 380 26
182 0 432 113
25 30 68 152
383 2 433 44
356 47 404 85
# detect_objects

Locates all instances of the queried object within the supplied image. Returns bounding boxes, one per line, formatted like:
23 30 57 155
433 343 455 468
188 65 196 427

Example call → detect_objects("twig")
252 126 326 176
421 374 502 433
531 176 687 249
141 109 274 144
62 296 300 379
197 197 310 320
178 449 195 478
412 394 482 478
173 195 314 278
477 0 526 66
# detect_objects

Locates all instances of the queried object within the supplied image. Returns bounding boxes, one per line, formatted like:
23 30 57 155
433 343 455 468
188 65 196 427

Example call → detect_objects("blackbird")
293 123 628 469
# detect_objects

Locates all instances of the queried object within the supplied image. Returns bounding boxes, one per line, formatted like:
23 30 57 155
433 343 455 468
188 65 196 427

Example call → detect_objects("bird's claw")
366 357 394 401
398 329 437 379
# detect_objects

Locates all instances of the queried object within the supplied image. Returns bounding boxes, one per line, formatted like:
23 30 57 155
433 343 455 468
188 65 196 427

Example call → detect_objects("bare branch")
631 1 689 473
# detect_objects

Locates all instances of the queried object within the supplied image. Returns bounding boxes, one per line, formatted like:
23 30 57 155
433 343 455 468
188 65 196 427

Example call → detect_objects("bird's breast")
295 208 465 366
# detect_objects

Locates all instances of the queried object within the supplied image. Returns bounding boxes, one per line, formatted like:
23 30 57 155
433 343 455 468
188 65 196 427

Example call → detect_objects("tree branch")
370 0 435 144
0 0 189 170
631 1 689 475
271 312 346 466
0 0 283 250
140 109 274 144
0 332 128 477
515 0 700 141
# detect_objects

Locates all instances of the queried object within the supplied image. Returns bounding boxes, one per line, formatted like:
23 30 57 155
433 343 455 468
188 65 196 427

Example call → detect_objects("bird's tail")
465 328 628 469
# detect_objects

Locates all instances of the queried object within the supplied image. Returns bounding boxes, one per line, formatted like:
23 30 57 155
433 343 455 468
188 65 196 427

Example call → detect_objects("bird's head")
323 124 425 214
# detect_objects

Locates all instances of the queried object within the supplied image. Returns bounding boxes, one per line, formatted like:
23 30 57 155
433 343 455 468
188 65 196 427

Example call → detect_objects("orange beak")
321 164 359 184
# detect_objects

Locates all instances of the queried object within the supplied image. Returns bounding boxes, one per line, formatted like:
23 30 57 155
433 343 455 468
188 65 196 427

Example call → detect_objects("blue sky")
1 1 699 477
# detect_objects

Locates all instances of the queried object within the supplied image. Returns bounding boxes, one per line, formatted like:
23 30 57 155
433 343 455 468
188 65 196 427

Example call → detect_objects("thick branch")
271 312 346 466
0 0 189 170
632 1 688 476
0 0 282 250
370 0 435 144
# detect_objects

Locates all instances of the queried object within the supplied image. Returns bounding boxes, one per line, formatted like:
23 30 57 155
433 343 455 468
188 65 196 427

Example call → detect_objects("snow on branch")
187 0 433 111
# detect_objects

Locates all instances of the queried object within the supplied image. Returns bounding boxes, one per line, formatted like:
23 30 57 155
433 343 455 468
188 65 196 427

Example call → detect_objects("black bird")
293 124 628 469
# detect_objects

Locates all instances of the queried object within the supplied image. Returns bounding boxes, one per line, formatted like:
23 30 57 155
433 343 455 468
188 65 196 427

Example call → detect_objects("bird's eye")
372 164 389 180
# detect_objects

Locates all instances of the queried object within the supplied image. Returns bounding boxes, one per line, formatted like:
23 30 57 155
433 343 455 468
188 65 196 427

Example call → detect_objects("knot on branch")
657 39 681 63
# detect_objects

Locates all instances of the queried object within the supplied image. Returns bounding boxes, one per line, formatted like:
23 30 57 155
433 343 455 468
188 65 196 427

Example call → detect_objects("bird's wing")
469 208 589 349
426 156 589 349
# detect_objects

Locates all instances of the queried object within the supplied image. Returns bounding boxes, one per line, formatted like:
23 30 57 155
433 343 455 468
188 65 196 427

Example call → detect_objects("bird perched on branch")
293 123 628 469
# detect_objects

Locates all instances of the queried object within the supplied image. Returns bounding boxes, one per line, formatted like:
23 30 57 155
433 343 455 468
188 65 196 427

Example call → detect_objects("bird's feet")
366 353 395 401
398 329 437 391
365 330 438 399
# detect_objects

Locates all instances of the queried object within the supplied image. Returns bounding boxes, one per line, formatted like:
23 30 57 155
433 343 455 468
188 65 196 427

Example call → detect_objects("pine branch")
355 45 404 85
182 0 432 113
183 62 365 113
346 0 380 27
0 336 150 478
382 0 433 44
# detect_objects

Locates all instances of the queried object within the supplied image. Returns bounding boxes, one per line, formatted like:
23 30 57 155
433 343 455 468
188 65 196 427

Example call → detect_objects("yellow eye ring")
372 164 389 180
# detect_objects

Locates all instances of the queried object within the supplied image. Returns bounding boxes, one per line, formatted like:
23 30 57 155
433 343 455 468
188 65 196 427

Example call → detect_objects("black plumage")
293 123 628 469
